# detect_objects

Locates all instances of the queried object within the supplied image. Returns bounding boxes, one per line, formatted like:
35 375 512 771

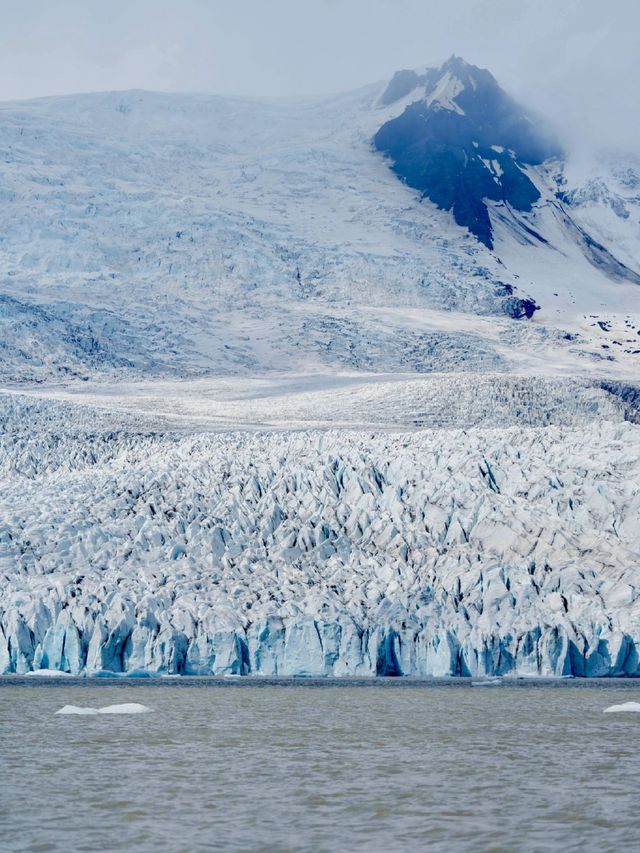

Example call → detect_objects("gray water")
1 679 639 852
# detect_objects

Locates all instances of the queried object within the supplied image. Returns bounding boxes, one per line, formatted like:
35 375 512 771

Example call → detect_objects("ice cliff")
1 388 639 678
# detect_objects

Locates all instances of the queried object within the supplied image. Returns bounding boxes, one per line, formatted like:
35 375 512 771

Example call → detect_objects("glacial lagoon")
1 679 640 852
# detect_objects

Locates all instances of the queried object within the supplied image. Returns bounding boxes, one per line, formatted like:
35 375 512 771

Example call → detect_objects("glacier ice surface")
1 384 639 679
1 86 639 386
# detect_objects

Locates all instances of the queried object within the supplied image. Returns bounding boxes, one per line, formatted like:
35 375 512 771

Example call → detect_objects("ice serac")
1 389 639 678
374 56 561 249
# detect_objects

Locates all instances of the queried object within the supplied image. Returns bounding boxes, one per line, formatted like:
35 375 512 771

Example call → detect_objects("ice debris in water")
56 703 152 716
603 702 640 714
25 670 75 677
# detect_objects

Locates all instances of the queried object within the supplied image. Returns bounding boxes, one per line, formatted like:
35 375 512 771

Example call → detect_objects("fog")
1 0 638 153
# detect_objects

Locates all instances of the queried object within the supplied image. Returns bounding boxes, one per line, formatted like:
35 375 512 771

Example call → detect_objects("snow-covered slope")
557 155 640 278
0 65 639 386
1 61 640 677
374 58 640 348
0 85 513 383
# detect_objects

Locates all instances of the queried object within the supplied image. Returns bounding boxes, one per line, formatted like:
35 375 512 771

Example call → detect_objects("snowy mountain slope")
371 58 640 373
0 85 511 383
0 65 639 387
1 393 639 677
556 155 640 277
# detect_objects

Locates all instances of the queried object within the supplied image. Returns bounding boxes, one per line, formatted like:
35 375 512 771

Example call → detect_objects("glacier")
1 61 640 679
1 384 639 678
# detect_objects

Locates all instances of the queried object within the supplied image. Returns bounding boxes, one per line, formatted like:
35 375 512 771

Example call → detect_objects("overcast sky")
1 0 638 151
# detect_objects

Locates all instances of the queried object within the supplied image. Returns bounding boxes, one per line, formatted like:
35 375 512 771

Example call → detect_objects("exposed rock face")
379 69 422 106
375 57 561 248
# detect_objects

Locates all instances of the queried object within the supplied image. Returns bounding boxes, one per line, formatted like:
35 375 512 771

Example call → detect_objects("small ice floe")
97 703 153 714
56 705 100 715
56 703 152 716
25 670 76 677
471 678 502 687
603 702 640 714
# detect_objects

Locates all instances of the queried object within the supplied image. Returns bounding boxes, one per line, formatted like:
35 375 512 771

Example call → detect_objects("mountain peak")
380 56 493 112
375 60 562 248
439 54 474 75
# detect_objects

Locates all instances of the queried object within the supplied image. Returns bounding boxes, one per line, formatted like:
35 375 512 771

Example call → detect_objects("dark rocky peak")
374 57 561 248
380 56 491 112
379 69 424 106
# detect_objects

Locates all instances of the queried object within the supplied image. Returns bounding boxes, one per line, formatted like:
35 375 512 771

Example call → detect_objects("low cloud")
1 0 637 155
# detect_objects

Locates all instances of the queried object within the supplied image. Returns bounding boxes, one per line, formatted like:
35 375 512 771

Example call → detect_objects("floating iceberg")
25 669 76 678
56 705 100 716
56 703 152 715
603 702 640 714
